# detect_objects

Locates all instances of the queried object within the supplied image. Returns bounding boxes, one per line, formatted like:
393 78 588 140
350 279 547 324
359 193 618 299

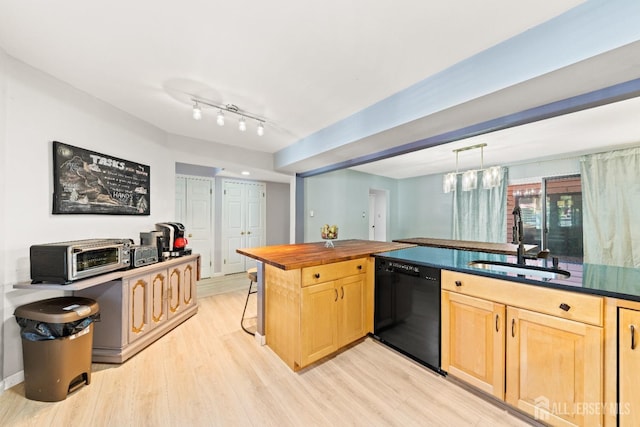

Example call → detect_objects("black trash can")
14 296 100 402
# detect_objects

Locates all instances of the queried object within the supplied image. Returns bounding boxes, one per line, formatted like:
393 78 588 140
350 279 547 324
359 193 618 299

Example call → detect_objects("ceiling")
2 0 638 180
351 95 640 179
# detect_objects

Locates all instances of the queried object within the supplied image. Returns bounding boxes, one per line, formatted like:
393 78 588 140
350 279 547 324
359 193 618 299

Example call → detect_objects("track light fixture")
190 96 266 136
192 103 202 120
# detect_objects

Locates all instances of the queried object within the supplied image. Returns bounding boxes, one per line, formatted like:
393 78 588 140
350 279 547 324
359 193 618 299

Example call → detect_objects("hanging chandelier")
442 143 503 193
190 97 266 136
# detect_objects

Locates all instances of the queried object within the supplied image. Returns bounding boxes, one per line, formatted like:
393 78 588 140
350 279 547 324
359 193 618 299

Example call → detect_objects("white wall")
266 182 290 246
1 54 175 384
395 174 454 239
304 169 398 242
0 49 8 388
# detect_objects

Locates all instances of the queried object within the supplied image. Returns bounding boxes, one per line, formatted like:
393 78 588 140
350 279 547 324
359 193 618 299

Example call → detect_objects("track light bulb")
216 110 225 126
192 104 202 120
239 117 247 132
257 122 264 136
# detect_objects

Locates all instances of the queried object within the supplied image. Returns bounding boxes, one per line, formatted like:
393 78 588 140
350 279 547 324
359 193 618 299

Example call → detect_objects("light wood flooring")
0 275 536 427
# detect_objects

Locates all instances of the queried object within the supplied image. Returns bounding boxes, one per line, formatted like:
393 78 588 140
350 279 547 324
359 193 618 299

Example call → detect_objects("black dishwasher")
373 256 443 375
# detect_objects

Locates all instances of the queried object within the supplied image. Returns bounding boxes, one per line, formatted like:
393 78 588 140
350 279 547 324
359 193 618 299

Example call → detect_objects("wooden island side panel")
265 264 302 370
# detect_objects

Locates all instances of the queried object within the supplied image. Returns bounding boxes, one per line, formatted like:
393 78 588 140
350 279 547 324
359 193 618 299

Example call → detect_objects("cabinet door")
149 270 167 328
128 274 151 343
181 261 197 309
441 291 505 399
506 307 602 427
167 266 182 319
619 308 640 427
337 274 366 347
167 260 197 321
300 281 338 367
129 270 167 343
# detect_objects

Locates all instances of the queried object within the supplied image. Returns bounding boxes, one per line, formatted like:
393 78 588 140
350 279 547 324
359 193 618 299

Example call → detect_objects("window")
507 175 583 262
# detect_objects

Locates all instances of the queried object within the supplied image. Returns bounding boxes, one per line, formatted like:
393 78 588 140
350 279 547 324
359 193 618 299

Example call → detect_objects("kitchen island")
240 239 640 426
236 239 414 370
373 245 640 427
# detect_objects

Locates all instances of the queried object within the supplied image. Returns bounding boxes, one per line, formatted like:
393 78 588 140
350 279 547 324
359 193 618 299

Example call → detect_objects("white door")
222 181 245 274
186 178 213 278
368 189 388 241
244 183 265 271
175 176 214 278
368 194 376 240
221 179 266 274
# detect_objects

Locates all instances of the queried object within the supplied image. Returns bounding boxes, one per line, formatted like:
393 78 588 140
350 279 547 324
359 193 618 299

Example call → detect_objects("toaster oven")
30 238 132 284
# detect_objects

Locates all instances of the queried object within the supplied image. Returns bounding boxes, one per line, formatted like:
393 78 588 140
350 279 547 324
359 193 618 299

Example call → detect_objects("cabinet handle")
334 289 338 302
511 319 516 338
240 231 245 235
314 273 320 279
495 314 499 332
247 231 251 235
631 325 636 350
357 265 362 270
455 280 462 287
341 286 344 299
559 303 571 312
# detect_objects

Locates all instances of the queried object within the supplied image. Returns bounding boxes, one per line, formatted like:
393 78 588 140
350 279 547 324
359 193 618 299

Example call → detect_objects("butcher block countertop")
237 239 415 270
392 237 538 256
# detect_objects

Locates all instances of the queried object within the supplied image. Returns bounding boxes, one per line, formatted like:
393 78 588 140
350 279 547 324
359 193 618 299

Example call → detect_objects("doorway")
221 179 266 274
368 189 388 241
175 176 214 278
507 175 583 262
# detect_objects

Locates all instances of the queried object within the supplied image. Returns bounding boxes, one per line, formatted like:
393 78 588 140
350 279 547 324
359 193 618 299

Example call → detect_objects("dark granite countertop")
374 246 640 302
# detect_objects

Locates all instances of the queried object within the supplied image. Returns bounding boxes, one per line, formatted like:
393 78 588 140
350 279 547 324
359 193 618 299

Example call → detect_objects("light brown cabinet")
506 306 602 427
441 270 603 427
618 307 640 427
441 291 505 399
266 257 371 371
300 274 366 367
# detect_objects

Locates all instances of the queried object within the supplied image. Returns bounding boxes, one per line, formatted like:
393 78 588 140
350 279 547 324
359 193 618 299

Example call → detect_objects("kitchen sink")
468 260 571 280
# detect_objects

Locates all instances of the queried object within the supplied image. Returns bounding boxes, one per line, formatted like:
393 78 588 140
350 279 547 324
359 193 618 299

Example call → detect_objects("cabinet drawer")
442 270 603 326
301 258 367 287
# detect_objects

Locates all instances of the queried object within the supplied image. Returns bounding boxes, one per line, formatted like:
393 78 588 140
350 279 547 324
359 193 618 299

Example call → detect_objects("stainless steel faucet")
512 206 526 265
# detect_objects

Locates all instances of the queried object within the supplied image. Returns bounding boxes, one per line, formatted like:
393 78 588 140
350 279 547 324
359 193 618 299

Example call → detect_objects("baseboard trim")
3 370 24 390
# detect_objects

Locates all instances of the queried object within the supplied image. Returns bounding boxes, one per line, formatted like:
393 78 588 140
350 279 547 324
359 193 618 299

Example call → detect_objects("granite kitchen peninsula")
239 238 640 427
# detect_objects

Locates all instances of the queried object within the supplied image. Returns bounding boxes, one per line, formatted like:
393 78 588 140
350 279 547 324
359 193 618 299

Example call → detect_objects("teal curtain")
452 168 507 243
581 147 640 267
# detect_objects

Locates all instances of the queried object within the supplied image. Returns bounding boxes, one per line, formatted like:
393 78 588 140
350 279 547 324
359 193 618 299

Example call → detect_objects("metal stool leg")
241 278 257 336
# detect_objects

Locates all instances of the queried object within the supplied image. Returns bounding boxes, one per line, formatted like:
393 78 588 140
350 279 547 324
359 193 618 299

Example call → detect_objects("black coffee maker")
155 222 189 257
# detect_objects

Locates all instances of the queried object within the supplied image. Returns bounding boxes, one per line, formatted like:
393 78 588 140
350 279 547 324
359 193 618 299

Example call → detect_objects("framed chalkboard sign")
52 141 150 215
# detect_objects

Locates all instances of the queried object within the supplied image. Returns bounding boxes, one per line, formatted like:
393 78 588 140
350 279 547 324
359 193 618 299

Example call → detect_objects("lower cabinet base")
92 304 198 363
445 374 548 427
